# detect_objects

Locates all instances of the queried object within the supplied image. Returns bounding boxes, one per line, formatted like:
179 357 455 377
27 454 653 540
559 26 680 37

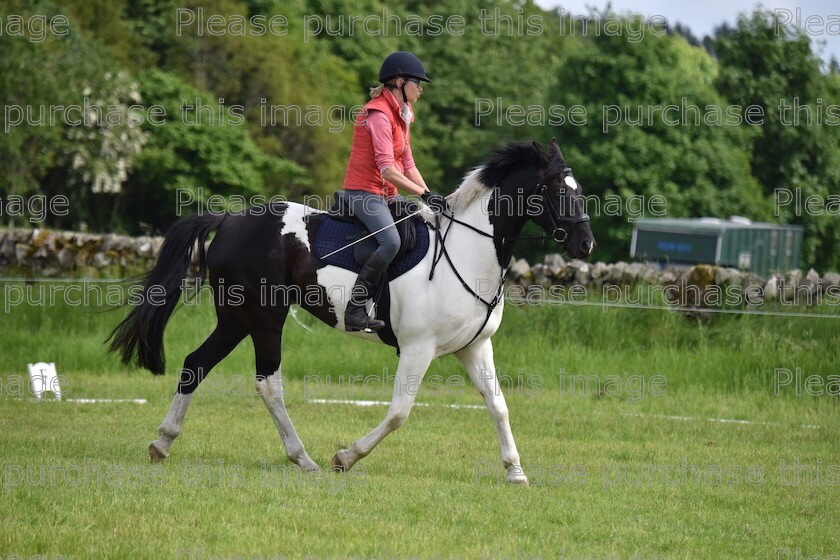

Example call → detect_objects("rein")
428 167 591 353
428 213 503 355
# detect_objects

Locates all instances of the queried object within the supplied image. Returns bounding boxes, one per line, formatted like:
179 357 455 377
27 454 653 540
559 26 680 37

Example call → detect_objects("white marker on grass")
27 362 62 400
26 362 146 404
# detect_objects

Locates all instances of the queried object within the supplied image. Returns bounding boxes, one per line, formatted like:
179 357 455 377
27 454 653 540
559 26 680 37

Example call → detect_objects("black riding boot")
345 252 389 332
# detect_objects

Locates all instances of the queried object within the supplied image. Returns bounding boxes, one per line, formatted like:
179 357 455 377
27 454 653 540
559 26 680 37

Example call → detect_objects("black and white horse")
109 139 595 485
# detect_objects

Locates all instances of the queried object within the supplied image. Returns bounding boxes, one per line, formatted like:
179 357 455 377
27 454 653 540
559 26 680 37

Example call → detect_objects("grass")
1 280 839 559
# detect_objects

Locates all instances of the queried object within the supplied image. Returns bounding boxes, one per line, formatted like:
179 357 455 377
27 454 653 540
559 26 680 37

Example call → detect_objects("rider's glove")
421 191 450 215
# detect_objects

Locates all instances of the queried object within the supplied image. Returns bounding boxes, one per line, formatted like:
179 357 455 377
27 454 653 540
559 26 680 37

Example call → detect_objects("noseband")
537 167 590 245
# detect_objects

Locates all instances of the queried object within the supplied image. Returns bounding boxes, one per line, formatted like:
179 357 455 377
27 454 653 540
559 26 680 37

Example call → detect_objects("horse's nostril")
581 239 595 256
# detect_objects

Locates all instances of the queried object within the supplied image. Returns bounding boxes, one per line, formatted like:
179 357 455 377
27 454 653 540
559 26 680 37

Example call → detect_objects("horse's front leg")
331 348 434 472
456 339 529 485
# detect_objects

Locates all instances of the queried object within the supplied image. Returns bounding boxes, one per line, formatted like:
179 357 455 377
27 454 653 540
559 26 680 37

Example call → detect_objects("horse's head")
476 138 596 262
528 138 595 259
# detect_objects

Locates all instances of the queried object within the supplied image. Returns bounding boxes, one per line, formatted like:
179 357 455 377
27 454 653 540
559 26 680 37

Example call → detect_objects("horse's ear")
532 141 547 163
548 137 565 162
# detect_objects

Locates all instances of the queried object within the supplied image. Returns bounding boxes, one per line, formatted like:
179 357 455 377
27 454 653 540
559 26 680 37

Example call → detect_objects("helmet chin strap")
384 78 408 104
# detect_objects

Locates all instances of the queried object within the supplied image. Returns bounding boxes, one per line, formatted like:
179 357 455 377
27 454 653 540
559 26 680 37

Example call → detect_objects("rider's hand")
421 191 450 215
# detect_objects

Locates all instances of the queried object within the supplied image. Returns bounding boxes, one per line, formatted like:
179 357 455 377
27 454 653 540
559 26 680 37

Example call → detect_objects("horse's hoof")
149 442 168 462
298 458 322 473
330 450 347 472
506 466 529 486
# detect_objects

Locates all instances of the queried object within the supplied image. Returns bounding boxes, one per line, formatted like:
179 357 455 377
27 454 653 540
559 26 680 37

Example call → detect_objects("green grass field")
1 280 839 559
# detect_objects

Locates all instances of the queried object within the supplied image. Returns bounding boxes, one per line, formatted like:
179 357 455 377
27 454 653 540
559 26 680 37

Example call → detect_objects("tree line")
1 0 838 270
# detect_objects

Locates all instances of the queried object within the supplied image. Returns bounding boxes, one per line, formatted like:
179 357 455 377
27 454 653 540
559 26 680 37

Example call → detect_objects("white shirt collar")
401 103 413 127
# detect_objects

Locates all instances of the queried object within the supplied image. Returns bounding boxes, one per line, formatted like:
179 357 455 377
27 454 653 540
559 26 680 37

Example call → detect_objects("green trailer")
630 217 804 276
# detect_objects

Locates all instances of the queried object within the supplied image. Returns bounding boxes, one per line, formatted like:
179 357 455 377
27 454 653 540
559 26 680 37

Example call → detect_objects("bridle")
536 166 591 243
428 165 590 353
434 166 590 245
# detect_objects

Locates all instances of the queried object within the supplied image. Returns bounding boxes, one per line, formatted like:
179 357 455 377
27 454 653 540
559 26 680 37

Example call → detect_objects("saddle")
311 192 430 354
312 191 429 280
325 191 418 265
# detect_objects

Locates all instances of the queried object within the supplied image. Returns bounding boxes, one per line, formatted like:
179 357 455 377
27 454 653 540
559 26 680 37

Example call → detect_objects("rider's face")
402 78 423 103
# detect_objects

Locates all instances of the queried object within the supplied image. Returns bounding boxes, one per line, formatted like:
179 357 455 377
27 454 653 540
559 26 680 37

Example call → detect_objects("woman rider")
342 51 448 332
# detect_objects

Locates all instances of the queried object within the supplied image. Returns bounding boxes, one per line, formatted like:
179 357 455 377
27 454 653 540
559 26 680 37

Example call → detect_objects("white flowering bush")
65 71 148 194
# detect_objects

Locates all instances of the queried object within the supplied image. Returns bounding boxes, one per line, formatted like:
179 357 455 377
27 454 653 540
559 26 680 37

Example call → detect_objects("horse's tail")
107 213 225 375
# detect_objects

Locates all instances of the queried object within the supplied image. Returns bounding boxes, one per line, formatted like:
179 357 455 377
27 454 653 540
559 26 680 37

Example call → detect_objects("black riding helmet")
379 51 431 83
379 52 430 105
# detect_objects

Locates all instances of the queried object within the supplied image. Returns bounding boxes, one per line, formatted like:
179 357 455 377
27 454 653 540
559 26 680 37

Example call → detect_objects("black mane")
477 141 567 188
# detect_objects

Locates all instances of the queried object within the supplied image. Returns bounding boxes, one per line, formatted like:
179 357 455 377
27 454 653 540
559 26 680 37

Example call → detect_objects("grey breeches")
344 190 401 264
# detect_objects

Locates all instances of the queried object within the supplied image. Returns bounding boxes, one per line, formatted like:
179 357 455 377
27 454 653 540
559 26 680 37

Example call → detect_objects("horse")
108 138 595 485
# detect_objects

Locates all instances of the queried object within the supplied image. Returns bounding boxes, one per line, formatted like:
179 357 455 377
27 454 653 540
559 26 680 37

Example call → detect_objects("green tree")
3 0 309 233
52 0 151 66
0 0 143 228
120 0 359 198
117 69 306 233
548 14 769 262
713 9 840 271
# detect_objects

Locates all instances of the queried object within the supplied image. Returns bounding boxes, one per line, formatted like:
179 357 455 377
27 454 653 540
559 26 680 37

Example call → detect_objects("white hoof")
506 465 529 486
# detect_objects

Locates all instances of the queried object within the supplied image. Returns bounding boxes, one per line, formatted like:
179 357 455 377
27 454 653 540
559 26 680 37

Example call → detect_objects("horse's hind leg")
252 324 320 473
149 320 247 461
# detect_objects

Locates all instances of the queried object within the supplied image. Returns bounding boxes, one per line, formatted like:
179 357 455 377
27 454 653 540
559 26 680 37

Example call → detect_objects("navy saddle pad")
312 215 429 279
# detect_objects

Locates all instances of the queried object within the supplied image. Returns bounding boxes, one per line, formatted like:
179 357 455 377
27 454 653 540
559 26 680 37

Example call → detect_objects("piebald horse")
108 139 595 485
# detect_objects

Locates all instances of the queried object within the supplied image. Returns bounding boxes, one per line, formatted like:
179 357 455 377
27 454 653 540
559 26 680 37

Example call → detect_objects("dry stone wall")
3 228 838 307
